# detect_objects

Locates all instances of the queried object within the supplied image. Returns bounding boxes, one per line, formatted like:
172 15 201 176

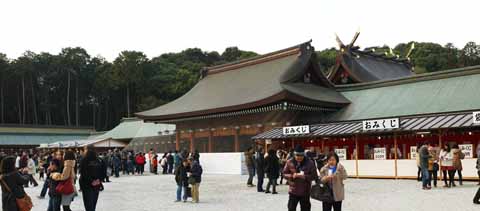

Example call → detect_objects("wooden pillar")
175 131 180 151
438 130 443 180
208 130 213 153
321 139 325 153
189 131 194 152
355 134 359 178
394 133 398 179
234 128 240 152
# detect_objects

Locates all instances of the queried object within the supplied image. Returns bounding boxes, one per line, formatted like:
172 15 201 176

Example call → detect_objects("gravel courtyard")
27 174 479 211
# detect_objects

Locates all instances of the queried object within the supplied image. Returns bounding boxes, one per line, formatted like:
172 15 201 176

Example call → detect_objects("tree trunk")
92 102 95 129
0 83 4 123
126 84 130 117
66 71 71 126
22 77 26 124
103 99 109 130
17 86 21 123
75 77 79 127
30 76 38 124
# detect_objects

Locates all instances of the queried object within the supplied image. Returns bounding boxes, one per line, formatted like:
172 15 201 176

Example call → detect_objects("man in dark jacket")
283 145 317 211
167 151 174 174
265 149 280 194
189 158 203 203
255 148 265 192
175 160 189 202
244 147 255 187
419 142 431 190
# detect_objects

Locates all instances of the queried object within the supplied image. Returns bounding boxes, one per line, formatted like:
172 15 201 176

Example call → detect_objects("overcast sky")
1 0 478 61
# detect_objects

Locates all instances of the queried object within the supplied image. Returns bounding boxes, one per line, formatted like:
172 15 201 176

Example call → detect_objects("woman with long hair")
451 144 464 186
80 148 105 211
51 150 77 211
0 156 29 211
439 143 455 187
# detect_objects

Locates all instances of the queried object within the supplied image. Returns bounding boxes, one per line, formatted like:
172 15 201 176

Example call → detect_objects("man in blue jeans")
175 160 190 202
419 142 431 190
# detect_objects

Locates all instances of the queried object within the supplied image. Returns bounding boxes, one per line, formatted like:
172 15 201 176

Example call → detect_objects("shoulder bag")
0 175 33 211
56 177 74 195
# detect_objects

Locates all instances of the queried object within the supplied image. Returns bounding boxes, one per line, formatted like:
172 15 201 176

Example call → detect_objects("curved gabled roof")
329 47 414 84
136 41 350 121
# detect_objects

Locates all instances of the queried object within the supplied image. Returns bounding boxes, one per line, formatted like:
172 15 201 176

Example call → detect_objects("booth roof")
43 138 114 149
330 65 480 121
136 41 350 121
0 133 90 146
253 111 478 139
94 118 175 140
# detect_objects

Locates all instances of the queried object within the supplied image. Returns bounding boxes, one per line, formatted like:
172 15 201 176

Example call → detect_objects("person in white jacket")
439 144 455 187
25 154 39 187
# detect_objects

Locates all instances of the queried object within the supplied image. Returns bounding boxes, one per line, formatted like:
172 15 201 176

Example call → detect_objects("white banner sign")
410 146 417 160
473 112 480 124
459 144 473 159
374 147 386 160
282 125 310 135
363 118 400 131
265 139 272 145
334 148 347 160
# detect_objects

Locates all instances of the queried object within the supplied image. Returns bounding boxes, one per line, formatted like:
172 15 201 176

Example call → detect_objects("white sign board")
459 144 473 159
334 148 347 160
374 147 386 160
265 139 272 145
410 146 417 160
363 118 400 131
282 125 310 135
473 112 480 124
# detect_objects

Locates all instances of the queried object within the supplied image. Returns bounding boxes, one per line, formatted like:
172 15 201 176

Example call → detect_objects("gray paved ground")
27 174 480 211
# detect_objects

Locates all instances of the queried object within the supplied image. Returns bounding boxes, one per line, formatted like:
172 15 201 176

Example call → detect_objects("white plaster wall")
358 160 395 176
340 160 357 176
200 153 245 175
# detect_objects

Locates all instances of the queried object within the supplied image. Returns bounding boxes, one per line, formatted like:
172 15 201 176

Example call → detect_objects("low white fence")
145 153 478 178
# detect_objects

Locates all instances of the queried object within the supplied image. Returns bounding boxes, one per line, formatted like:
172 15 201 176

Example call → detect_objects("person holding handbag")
51 151 76 211
319 152 347 211
47 159 63 211
0 156 31 211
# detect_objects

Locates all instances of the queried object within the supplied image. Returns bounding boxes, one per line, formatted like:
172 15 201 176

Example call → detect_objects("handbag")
56 177 74 195
311 182 334 203
0 175 33 211
188 177 196 185
186 186 192 197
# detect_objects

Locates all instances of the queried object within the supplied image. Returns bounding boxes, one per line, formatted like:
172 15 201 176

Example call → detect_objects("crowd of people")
417 142 467 189
0 146 204 211
415 142 480 204
245 145 348 211
1 142 479 211
0 146 106 211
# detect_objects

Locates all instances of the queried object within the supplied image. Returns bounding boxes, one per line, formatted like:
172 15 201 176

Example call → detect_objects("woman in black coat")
264 149 280 194
0 156 29 211
80 149 105 211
